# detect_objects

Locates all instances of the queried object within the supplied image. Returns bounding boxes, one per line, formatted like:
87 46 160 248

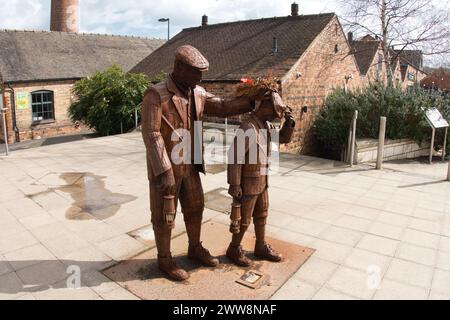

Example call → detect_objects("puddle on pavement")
29 172 137 221
59 173 137 221
204 188 232 214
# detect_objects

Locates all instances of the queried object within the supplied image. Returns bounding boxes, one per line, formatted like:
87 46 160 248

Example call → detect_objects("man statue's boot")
186 221 219 267
226 226 252 267
154 227 189 281
254 222 283 262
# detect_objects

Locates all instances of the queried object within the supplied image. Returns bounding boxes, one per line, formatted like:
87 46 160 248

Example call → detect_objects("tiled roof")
350 40 380 76
131 13 336 81
0 30 165 83
395 49 423 70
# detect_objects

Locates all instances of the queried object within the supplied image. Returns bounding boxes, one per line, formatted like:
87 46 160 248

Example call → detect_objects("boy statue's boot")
186 221 219 267
254 223 283 262
226 245 253 267
254 241 283 262
226 226 252 267
154 227 189 281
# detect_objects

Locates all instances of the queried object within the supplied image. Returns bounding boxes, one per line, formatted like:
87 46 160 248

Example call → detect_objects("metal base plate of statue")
102 221 315 300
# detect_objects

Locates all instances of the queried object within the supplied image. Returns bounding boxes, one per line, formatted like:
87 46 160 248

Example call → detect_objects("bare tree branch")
339 0 450 72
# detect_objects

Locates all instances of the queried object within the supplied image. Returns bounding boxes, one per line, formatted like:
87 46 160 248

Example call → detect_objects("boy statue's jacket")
228 109 295 196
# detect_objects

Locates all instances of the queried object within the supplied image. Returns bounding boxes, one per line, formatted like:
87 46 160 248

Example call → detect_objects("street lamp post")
158 18 170 41
0 93 9 156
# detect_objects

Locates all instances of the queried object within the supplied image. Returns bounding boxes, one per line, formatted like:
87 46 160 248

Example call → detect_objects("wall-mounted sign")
425 108 449 129
17 92 30 110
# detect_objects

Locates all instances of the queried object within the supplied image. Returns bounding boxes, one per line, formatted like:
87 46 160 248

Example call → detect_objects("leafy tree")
69 65 164 136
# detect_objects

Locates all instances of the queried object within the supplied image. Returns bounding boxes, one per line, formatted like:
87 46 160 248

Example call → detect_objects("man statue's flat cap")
175 45 209 71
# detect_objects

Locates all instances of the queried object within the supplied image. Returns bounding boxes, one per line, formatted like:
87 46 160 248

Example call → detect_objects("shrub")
314 82 450 160
69 65 164 136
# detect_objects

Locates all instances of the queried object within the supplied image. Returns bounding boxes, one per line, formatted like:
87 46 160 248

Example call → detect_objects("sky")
0 0 339 38
0 0 447 66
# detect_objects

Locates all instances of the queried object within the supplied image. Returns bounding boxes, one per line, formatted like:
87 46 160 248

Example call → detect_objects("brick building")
0 0 164 144
132 4 362 154
396 50 428 90
421 68 450 93
350 34 427 88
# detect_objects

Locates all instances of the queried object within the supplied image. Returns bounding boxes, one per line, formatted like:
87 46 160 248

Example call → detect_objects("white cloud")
0 0 49 30
80 0 338 37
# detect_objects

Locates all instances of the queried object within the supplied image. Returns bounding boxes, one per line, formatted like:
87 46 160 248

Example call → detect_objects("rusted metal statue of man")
227 92 295 267
141 45 266 281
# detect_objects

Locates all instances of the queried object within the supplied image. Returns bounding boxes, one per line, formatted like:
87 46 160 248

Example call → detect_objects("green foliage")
69 65 165 136
314 82 450 160
149 72 167 85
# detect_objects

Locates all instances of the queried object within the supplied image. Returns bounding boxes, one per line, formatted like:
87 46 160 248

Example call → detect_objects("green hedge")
314 83 450 160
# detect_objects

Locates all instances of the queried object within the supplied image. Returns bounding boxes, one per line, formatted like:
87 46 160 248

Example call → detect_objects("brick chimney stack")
51 0 79 33
291 2 299 16
348 32 353 43
202 15 208 27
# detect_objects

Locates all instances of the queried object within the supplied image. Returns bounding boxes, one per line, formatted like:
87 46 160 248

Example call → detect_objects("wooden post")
430 127 436 164
135 108 138 130
443 128 448 161
377 117 387 170
350 110 358 167
447 156 450 182
346 129 352 163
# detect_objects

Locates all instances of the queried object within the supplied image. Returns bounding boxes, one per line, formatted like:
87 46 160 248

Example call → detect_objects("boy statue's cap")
175 45 210 71
257 92 288 118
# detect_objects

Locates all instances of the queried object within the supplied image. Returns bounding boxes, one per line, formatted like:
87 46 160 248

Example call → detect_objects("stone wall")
356 138 430 164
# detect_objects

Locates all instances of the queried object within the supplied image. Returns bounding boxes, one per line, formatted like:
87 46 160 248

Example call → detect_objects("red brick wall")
50 0 79 33
3 80 91 143
280 16 362 154
202 82 244 124
400 65 427 90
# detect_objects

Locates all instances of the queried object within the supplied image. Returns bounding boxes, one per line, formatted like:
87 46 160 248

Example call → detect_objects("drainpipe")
5 83 20 142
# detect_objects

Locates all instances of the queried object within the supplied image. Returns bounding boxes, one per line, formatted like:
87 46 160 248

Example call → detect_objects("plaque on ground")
102 221 315 300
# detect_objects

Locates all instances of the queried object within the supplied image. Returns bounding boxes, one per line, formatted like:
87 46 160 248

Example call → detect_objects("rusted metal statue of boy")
141 45 270 281
227 92 295 267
